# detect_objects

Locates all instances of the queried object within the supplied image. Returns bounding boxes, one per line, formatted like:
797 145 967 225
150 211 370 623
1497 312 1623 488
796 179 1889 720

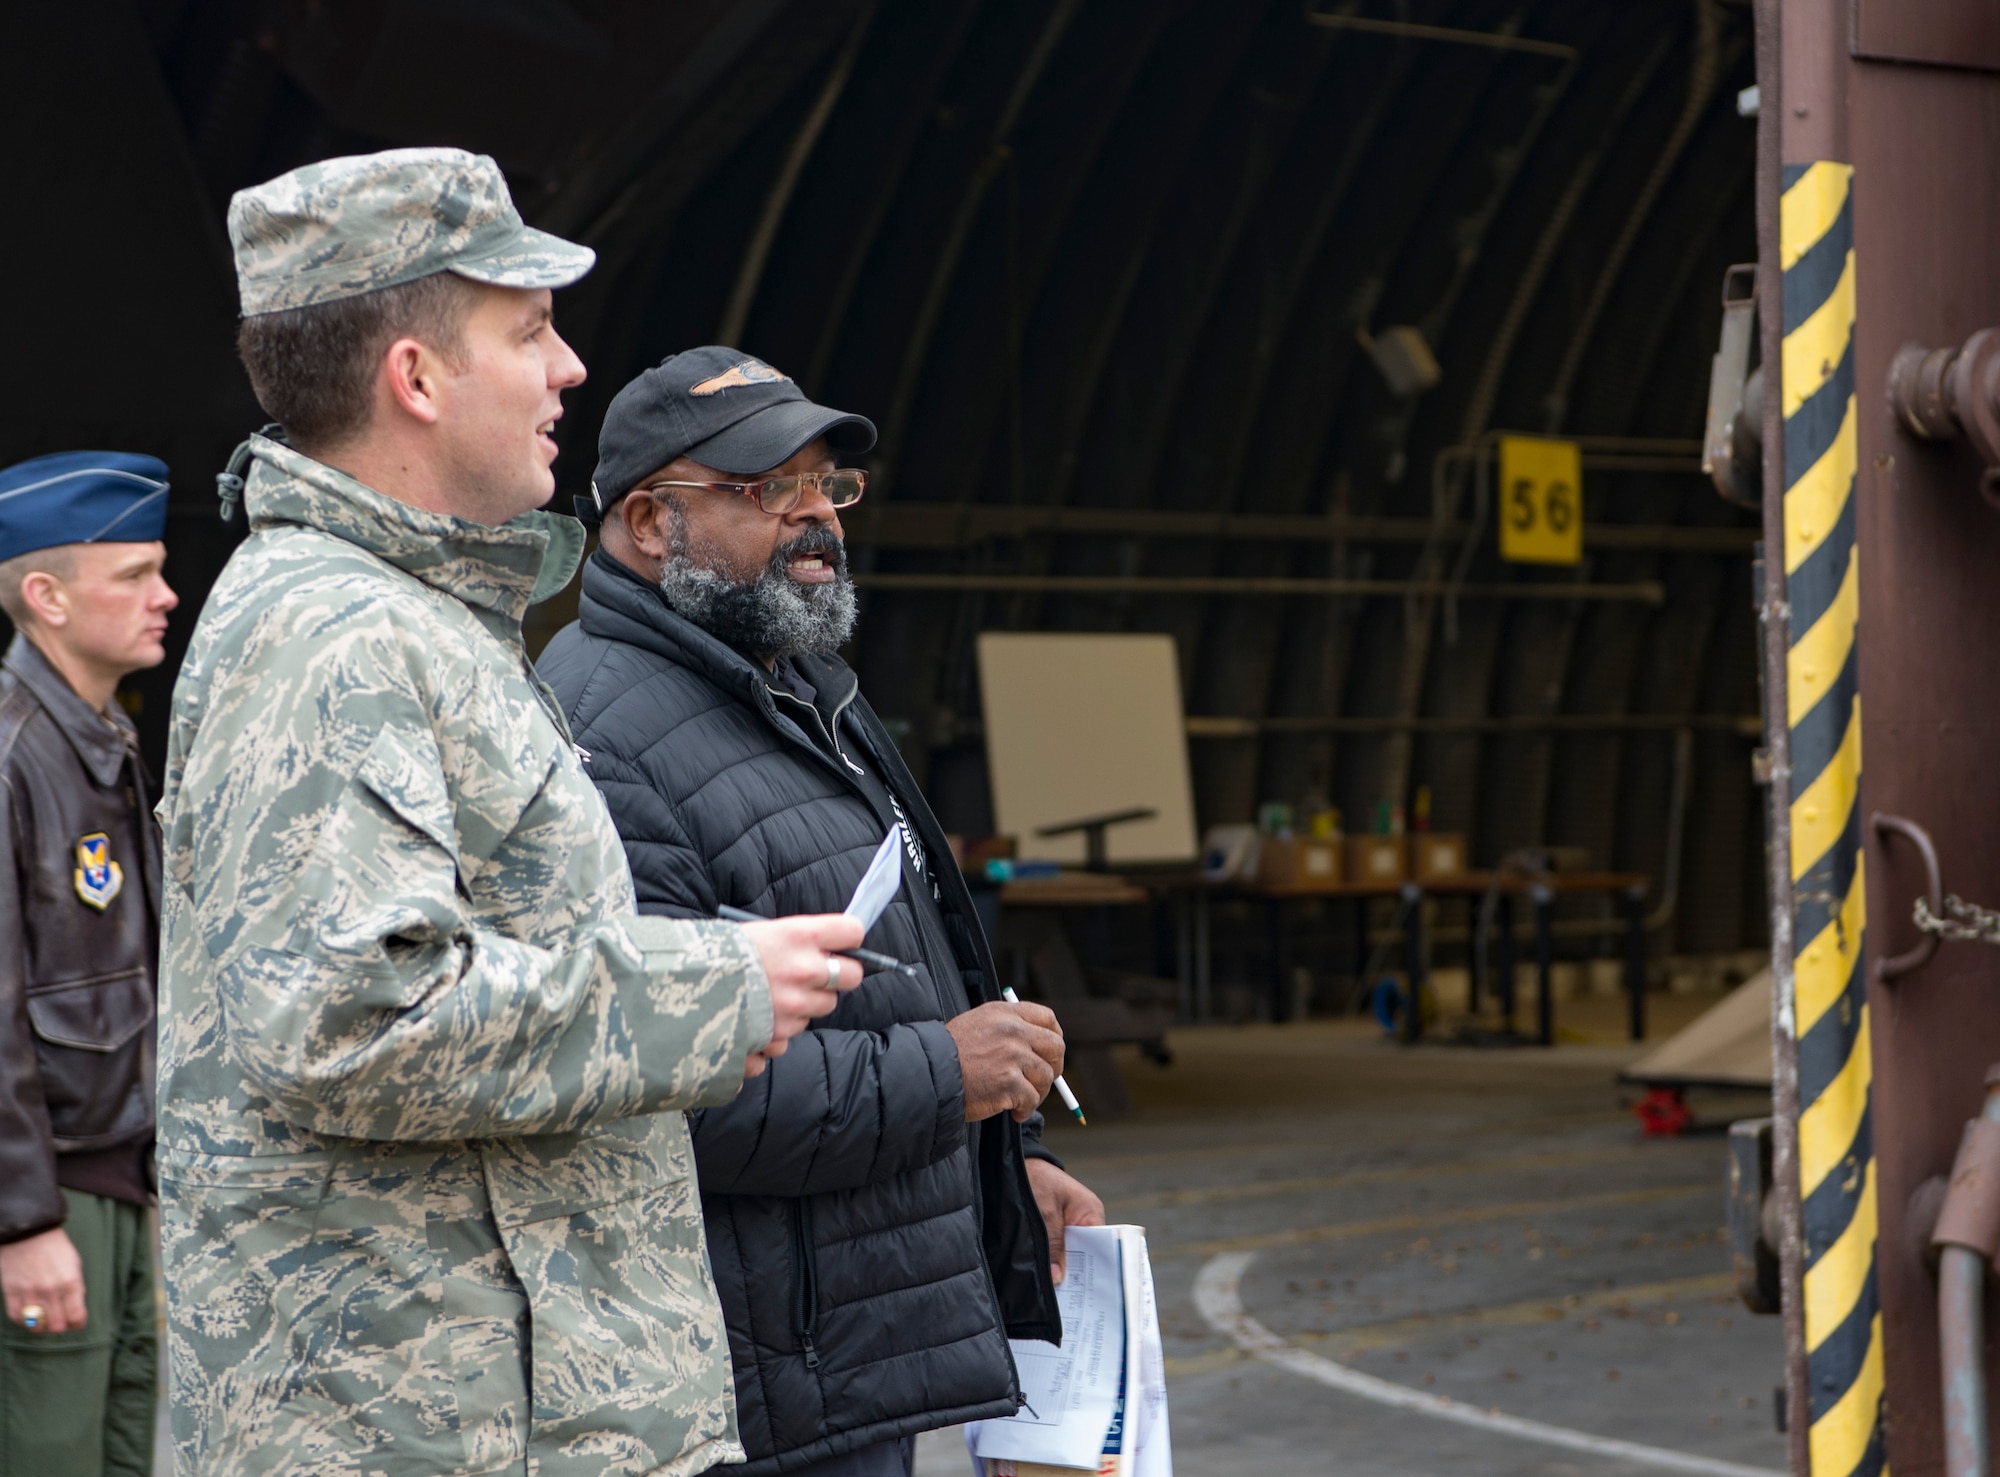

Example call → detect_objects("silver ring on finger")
827 955 843 990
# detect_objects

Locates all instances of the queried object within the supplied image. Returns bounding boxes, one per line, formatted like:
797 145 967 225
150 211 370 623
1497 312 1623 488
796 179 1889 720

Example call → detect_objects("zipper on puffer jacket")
793 1199 821 1371
766 684 855 765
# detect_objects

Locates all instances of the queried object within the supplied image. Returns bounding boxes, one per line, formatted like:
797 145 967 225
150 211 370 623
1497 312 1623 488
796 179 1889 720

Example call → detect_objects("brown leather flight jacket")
0 635 159 1243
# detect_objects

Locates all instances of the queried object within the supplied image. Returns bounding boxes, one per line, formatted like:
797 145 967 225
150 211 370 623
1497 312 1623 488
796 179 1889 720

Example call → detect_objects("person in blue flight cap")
0 451 177 1477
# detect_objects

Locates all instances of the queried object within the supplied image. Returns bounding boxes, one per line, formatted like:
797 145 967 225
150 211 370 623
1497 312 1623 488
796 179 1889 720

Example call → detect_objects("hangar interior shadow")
5 0 1765 991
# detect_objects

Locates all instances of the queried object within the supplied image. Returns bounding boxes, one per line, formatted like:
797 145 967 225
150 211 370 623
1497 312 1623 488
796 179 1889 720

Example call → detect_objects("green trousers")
0 1190 157 1477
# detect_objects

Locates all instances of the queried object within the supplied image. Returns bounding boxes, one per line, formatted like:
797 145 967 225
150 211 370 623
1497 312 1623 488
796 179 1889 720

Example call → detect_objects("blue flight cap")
0 452 171 563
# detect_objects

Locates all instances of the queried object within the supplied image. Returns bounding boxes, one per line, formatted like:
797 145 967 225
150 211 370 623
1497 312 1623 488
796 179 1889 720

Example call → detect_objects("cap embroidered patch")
74 832 123 910
689 360 791 396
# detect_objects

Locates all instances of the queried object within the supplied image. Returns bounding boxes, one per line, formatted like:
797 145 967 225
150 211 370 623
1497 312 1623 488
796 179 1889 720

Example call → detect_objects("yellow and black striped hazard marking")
1781 159 1881 1477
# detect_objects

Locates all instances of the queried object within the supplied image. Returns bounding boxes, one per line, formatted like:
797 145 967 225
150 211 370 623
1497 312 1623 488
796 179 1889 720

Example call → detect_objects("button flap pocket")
26 968 152 1052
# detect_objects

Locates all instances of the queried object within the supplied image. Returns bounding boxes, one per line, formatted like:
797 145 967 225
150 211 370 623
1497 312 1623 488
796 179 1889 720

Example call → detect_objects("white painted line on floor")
1191 1251 1784 1477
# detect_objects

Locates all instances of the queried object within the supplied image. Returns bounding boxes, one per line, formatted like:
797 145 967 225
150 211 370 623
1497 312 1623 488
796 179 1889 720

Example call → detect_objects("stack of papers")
968 1225 1172 1476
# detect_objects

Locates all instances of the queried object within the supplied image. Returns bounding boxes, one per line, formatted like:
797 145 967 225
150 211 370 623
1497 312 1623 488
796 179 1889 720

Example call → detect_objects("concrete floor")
918 1002 1787 1477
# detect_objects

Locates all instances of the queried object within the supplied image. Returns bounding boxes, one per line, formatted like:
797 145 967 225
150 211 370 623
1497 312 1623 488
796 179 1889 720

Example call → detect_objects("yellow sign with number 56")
1497 435 1582 566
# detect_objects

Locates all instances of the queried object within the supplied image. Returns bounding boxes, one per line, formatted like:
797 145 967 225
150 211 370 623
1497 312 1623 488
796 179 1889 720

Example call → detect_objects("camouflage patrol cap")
228 147 595 317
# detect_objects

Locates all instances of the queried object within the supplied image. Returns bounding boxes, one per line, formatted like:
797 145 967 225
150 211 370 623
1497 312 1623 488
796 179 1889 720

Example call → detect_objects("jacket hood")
575 547 860 712
243 434 583 620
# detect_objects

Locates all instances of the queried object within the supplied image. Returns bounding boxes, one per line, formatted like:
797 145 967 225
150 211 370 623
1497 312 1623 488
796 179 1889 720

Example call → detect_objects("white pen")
1001 986 1087 1126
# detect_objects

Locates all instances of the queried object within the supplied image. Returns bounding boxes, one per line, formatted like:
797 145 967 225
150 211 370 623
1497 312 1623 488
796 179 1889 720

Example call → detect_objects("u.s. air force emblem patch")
73 832 123 910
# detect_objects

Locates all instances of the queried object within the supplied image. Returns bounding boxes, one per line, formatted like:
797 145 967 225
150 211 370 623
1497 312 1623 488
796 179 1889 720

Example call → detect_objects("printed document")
968 1225 1174 1475
973 1226 1126 1469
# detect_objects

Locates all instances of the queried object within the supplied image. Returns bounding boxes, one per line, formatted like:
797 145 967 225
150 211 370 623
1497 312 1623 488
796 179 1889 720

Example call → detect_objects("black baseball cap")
581 346 876 522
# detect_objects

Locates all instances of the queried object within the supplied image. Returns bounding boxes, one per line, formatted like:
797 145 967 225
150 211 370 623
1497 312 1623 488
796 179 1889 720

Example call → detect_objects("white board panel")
976 632 1198 866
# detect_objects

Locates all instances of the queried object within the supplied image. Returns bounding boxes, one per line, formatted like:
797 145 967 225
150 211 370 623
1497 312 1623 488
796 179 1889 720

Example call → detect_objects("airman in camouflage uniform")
156 148 861 1477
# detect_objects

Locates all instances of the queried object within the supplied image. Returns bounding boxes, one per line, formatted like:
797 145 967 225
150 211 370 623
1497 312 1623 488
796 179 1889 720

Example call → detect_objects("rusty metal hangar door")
1759 1 2000 1475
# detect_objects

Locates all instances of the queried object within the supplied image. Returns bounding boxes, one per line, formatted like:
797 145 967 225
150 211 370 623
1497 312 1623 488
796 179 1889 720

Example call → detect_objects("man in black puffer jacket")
540 348 1105 1477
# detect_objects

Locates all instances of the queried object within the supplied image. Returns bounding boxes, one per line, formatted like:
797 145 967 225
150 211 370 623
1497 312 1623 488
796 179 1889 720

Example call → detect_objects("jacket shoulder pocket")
354 724 457 857
26 968 152 1052
448 691 564 875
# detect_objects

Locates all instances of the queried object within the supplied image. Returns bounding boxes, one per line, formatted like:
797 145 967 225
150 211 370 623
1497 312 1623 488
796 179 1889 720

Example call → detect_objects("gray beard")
654 505 857 660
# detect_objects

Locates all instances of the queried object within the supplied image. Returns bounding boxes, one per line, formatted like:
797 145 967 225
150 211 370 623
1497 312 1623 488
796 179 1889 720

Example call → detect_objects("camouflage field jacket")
155 436 773 1477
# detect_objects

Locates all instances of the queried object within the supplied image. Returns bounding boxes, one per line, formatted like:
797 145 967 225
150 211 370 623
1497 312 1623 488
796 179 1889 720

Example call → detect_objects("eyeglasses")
641 468 866 516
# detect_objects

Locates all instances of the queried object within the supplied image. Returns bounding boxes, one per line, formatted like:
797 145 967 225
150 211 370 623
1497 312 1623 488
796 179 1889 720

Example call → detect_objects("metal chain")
1914 894 2000 945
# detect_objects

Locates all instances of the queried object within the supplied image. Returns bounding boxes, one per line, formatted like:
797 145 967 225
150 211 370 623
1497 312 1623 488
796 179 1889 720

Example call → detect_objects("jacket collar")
242 434 583 623
2 634 134 787
575 548 861 715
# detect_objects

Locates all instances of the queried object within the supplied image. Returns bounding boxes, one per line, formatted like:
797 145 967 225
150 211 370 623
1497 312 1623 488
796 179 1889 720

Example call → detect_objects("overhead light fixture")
1357 324 1442 397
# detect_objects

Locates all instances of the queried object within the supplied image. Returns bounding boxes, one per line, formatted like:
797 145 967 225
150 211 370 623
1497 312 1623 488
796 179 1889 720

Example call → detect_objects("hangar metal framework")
7 0 1762 955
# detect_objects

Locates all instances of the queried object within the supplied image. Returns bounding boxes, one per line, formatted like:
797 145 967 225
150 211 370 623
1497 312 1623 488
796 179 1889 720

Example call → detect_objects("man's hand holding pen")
946 999 1066 1122
738 914 866 1078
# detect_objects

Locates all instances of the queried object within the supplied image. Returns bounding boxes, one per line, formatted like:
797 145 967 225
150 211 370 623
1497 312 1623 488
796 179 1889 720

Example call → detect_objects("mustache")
769 524 847 577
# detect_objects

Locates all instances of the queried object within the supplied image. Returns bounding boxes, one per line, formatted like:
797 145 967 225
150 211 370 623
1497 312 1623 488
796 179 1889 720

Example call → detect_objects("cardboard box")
1412 832 1467 879
1257 837 1342 888
1346 835 1407 885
